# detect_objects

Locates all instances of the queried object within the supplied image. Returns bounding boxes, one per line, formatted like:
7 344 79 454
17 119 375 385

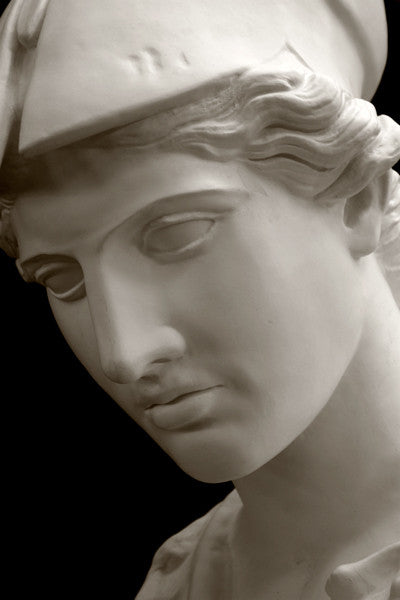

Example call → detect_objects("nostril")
102 356 173 384
139 373 159 384
139 357 172 382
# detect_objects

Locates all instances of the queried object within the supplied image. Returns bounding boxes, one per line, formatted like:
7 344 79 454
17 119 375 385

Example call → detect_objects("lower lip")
145 387 222 431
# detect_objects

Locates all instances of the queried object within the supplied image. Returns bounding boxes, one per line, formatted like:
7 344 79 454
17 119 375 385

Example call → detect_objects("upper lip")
139 384 222 410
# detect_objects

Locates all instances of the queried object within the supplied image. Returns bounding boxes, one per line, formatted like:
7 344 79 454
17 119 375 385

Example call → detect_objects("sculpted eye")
34 261 86 302
142 213 216 256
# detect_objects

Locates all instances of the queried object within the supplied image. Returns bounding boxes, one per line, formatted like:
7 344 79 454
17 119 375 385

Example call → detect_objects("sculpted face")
12 147 364 482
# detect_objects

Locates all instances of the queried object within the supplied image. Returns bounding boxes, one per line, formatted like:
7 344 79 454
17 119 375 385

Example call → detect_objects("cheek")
166 210 363 418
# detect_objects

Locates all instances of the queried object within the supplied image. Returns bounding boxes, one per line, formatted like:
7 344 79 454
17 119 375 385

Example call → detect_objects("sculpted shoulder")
136 491 240 600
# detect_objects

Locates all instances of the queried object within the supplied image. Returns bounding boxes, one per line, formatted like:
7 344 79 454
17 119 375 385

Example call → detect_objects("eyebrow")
19 187 249 268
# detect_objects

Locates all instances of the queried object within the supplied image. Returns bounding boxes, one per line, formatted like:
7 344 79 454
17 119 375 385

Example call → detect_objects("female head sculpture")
1 1 399 598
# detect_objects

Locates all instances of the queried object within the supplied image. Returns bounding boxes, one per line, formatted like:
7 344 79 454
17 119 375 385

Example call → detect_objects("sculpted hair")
1 63 400 295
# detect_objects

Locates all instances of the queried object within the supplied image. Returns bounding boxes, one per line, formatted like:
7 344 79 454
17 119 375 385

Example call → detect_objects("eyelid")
47 279 86 302
144 211 221 232
133 189 249 229
18 256 80 281
20 260 86 302
34 263 62 285
141 211 221 258
33 261 82 284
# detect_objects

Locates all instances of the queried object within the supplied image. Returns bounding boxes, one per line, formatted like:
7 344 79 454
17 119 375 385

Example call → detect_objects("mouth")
144 385 224 431
147 386 220 409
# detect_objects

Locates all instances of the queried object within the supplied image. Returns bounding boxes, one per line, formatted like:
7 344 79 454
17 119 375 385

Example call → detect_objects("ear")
343 173 390 258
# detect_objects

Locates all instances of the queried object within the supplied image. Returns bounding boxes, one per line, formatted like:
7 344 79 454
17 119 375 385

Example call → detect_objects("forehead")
12 147 249 262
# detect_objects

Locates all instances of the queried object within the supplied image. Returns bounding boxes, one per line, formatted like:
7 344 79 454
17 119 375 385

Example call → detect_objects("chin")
166 433 276 484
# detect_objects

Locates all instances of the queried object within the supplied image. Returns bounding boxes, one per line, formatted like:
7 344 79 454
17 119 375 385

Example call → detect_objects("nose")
99 326 186 384
86 265 186 384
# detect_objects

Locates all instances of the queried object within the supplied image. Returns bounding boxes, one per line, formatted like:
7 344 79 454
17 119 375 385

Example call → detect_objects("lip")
139 383 221 409
144 385 223 431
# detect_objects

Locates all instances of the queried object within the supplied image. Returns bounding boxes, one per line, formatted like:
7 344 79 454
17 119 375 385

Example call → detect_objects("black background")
1 1 399 598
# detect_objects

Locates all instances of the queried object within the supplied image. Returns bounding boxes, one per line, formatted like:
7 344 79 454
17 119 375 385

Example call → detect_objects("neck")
232 259 400 596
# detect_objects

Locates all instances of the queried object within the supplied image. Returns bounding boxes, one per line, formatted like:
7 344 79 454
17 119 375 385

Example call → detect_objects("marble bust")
0 1 399 598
